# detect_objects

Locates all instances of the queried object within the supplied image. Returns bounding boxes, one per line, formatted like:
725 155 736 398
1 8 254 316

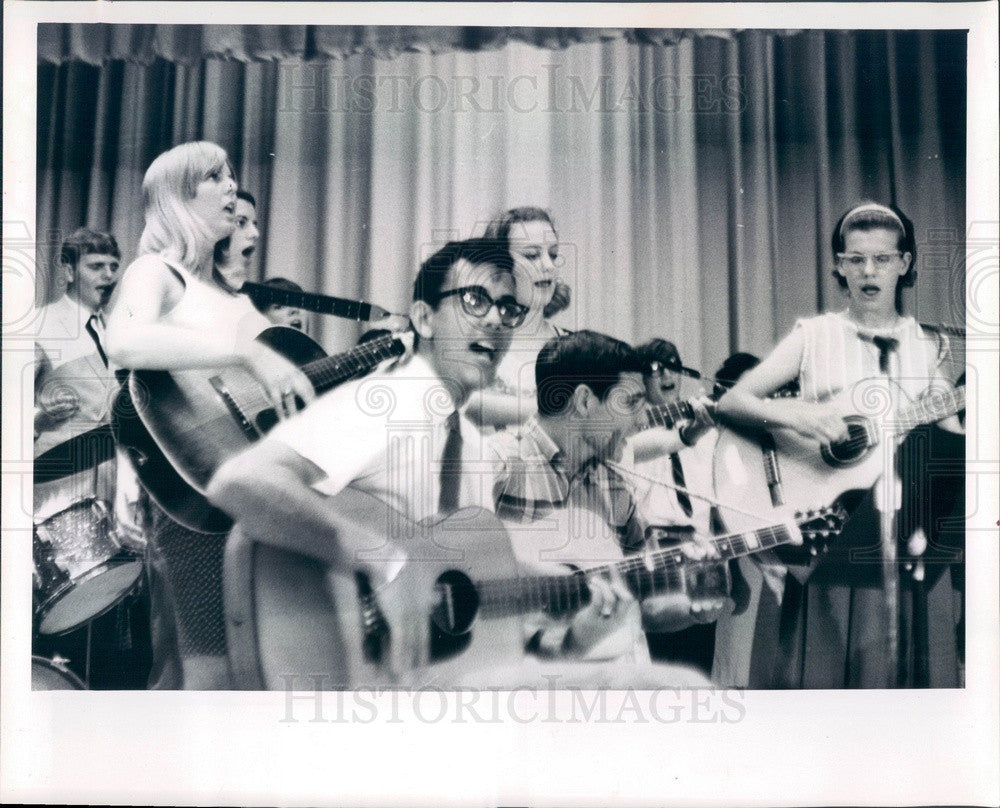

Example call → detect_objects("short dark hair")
712 352 760 399
60 228 120 268
250 276 304 313
831 202 917 296
535 330 645 417
412 237 514 306
636 338 682 374
214 190 258 266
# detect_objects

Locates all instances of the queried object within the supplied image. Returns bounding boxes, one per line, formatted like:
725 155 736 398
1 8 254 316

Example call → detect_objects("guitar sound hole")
255 395 304 434
429 571 478 662
822 417 870 467
430 570 479 635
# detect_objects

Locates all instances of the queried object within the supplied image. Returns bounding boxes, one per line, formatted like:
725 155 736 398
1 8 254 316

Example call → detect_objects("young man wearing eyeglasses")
209 236 525 541
206 238 543 687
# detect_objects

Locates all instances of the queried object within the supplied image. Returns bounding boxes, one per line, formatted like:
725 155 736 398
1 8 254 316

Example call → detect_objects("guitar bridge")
209 375 258 440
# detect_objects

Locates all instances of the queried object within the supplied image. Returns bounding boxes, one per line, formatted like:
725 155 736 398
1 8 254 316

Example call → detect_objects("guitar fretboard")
300 334 406 394
894 385 965 433
644 400 696 431
466 521 796 616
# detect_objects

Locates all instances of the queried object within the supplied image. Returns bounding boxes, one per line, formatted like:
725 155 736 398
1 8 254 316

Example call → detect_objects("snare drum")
31 655 86 690
33 498 143 636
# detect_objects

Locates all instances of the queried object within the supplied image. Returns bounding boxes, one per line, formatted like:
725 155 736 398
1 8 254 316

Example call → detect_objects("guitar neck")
644 400 695 430
474 522 797 617
895 385 965 433
299 334 405 394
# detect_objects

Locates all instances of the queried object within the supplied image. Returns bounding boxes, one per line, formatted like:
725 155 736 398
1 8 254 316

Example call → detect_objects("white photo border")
3 3 998 806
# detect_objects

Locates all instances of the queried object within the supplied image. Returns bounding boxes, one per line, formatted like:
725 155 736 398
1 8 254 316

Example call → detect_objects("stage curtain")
36 27 966 378
38 25 758 65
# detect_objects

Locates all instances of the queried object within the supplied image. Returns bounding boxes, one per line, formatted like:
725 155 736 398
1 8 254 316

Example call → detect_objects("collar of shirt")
520 416 617 491
63 293 102 331
39 294 97 337
520 416 563 468
839 309 911 339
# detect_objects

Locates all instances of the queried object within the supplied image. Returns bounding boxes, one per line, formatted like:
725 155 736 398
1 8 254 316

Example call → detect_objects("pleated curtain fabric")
36 27 966 380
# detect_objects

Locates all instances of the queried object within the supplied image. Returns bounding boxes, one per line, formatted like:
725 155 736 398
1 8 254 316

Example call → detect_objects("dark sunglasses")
647 359 681 375
437 286 529 329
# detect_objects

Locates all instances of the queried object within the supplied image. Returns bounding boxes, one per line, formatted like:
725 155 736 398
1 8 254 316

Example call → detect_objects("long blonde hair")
138 141 232 274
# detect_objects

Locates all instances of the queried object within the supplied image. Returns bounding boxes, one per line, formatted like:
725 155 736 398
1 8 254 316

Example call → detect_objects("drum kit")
31 655 87 690
31 425 148 690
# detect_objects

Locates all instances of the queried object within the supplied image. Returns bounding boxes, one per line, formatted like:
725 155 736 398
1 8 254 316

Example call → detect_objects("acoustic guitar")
227 492 844 689
112 327 409 532
712 378 965 549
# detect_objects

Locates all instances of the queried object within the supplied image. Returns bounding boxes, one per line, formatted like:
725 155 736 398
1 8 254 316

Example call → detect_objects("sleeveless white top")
795 311 947 403
157 257 271 341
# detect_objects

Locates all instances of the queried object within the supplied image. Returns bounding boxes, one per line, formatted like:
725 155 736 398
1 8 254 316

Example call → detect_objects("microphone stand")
870 335 905 688
910 549 930 687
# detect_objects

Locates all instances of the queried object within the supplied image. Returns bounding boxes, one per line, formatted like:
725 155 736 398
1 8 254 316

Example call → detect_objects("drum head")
31 656 86 690
37 560 143 636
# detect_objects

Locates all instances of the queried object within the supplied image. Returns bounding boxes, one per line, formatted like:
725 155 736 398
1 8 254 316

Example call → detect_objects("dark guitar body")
112 327 327 533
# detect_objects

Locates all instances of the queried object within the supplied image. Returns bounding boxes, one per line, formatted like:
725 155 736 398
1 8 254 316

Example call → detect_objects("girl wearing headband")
712 201 962 689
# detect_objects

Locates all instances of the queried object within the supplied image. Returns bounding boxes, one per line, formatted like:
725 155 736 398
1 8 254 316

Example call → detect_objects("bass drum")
31 655 87 690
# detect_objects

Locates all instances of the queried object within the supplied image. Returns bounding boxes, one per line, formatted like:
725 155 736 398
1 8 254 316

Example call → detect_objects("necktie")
86 312 109 368
872 335 899 374
438 410 463 514
670 452 694 517
588 461 644 555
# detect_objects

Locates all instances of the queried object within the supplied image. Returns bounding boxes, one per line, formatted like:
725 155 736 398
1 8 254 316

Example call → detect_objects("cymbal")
34 424 116 483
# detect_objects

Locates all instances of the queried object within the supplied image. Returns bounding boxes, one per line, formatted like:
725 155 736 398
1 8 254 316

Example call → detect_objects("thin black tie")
438 410 463 514
670 452 694 517
872 335 899 374
86 313 109 368
864 334 899 374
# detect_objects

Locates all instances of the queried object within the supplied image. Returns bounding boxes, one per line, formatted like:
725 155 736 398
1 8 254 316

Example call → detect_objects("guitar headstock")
393 328 416 356
794 504 849 555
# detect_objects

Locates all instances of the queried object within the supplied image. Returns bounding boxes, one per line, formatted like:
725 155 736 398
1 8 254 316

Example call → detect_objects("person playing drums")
32 228 150 687
34 227 122 496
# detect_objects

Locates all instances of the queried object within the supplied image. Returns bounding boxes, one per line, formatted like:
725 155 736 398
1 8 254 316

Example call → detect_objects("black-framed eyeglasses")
436 286 529 329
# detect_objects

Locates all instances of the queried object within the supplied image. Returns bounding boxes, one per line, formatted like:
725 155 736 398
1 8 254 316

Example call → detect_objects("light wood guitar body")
225 491 844 689
713 378 964 547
